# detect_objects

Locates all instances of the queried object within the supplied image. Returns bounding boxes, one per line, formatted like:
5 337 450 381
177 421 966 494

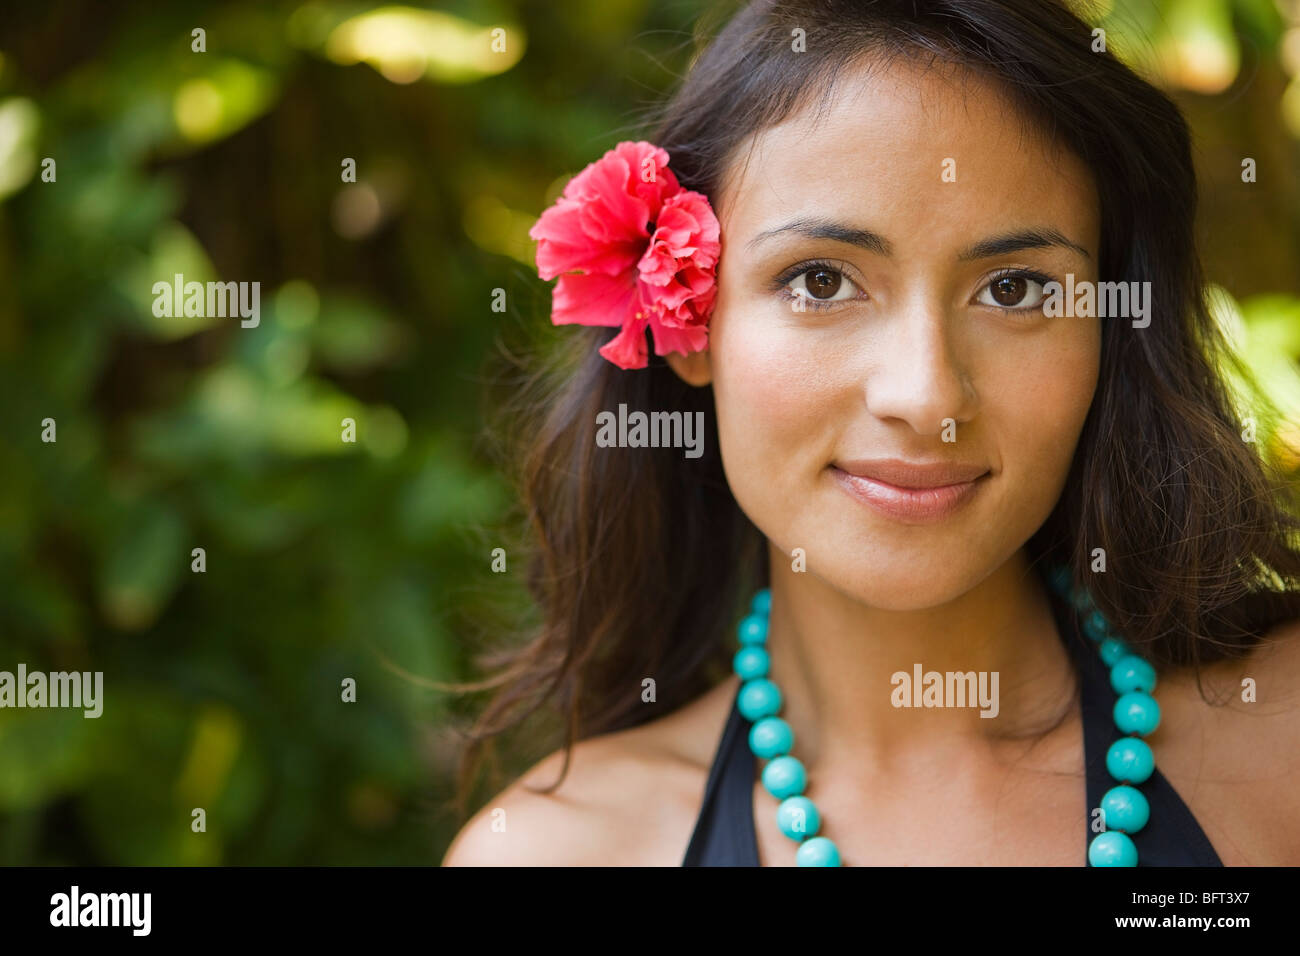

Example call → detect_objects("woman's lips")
830 458 990 523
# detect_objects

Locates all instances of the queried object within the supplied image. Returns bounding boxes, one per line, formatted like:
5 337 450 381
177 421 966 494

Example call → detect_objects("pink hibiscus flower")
528 141 721 370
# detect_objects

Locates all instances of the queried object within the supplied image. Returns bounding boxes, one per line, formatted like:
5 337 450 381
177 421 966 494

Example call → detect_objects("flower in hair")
528 141 721 370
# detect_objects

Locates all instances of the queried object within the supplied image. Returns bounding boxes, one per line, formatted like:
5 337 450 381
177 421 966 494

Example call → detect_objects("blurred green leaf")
96 497 187 631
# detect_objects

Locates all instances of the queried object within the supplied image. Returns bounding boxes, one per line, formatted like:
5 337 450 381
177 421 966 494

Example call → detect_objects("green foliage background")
0 0 1298 864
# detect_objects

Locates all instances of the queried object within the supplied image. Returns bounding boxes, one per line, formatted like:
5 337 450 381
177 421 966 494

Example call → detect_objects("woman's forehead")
715 56 1099 251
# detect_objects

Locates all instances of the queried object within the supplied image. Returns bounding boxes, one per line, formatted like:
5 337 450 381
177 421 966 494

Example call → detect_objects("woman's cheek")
987 319 1100 508
712 309 840 539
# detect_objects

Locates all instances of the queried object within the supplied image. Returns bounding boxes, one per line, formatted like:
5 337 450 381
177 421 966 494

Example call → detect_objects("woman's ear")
664 349 712 386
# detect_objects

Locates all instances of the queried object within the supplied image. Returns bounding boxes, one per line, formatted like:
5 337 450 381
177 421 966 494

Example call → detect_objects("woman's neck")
763 545 1078 772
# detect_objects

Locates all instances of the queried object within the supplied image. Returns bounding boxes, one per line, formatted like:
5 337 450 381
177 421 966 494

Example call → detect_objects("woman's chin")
784 558 1002 612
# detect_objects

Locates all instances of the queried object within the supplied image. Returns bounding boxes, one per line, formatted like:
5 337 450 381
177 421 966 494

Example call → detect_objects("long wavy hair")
451 0 1300 814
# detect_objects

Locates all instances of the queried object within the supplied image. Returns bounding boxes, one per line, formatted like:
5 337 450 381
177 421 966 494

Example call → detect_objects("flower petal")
551 271 638 327
531 200 644 279
648 314 708 356
599 317 650 369
614 141 679 215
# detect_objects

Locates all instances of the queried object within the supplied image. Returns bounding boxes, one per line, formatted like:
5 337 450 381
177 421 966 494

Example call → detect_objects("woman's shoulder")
441 675 740 866
1158 613 1300 736
1153 614 1300 864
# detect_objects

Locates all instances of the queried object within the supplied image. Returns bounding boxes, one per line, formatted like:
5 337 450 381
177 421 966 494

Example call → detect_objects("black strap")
681 692 759 866
1053 588 1223 866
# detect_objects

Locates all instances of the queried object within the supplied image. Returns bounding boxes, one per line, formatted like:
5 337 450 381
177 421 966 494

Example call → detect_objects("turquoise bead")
1110 655 1157 695
1114 691 1161 736
749 716 794 759
1098 636 1131 667
1105 737 1155 784
762 755 807 799
1083 609 1110 642
795 836 841 866
1071 587 1096 613
737 614 768 646
1088 830 1138 866
776 796 821 839
733 646 770 681
737 679 782 721
751 588 772 617
1100 785 1150 834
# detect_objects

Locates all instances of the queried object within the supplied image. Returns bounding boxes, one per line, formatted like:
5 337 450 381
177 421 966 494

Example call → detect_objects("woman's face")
693 57 1102 609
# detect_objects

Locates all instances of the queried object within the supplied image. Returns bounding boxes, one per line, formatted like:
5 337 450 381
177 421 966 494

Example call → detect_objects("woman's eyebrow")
746 218 1090 260
745 217 892 255
957 228 1091 261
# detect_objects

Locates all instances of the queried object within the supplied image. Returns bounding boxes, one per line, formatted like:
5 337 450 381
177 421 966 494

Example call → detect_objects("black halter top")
681 582 1224 866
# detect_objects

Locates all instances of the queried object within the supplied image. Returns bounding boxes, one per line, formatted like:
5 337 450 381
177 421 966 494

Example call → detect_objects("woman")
443 0 1300 866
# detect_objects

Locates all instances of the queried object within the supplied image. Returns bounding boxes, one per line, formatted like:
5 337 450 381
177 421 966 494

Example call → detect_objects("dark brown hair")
452 0 1300 813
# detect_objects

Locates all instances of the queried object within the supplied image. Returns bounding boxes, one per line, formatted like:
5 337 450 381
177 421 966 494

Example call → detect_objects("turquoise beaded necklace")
730 567 1162 867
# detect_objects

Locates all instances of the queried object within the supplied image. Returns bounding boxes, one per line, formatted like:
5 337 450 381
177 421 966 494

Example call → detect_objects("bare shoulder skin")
1154 615 1300 865
441 676 740 866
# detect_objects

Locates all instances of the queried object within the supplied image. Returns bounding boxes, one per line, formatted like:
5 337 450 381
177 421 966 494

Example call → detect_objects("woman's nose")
862 303 977 437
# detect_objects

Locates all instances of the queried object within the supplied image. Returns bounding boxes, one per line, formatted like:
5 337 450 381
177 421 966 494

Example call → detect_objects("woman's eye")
978 274 1048 310
786 266 860 302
